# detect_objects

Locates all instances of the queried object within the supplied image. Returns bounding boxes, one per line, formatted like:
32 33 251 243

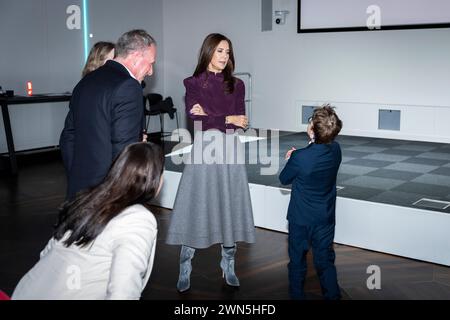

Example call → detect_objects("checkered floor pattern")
163 130 450 214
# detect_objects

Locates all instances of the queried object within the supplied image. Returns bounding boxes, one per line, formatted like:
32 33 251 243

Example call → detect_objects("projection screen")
298 0 450 33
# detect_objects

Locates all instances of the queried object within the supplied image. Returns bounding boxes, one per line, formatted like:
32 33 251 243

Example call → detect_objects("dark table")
0 94 71 175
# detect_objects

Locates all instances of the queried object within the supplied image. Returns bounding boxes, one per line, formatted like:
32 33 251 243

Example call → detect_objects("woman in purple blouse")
166 33 255 293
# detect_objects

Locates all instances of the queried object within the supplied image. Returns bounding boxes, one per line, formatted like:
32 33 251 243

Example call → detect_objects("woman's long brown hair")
54 142 164 247
193 33 236 93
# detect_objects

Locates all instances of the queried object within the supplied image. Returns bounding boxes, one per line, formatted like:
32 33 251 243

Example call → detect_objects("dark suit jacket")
60 60 144 200
279 141 342 226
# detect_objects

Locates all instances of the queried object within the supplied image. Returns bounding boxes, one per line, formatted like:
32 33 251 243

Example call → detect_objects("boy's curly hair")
311 104 342 144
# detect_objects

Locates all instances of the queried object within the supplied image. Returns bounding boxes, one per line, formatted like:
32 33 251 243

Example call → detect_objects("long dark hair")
193 33 236 93
54 142 164 248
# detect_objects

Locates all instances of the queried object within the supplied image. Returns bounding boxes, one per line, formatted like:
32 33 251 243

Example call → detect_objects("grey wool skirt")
166 130 256 249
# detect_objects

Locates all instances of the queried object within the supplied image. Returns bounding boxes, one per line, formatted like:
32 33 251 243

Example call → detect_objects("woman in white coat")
12 142 164 300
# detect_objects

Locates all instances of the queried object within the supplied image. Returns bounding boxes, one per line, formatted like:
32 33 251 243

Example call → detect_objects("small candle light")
27 81 33 96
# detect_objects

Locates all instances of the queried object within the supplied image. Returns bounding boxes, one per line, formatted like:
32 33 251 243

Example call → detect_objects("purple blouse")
183 71 246 132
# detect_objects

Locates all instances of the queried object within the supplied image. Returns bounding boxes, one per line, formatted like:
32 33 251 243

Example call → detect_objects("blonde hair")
82 42 115 77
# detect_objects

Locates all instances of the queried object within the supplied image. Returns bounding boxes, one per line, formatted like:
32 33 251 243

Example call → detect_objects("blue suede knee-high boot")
177 245 195 292
220 245 240 287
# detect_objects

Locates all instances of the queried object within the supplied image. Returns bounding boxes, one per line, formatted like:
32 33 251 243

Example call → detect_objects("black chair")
144 93 180 141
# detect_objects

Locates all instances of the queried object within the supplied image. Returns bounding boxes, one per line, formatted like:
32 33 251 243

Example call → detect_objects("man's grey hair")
115 29 156 58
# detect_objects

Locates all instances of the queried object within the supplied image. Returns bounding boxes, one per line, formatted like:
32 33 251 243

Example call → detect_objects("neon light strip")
82 0 89 61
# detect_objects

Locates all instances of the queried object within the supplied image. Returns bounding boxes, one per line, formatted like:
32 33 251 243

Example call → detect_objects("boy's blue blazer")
279 141 342 226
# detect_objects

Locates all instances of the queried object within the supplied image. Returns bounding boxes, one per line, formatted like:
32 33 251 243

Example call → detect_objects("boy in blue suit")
279 105 343 300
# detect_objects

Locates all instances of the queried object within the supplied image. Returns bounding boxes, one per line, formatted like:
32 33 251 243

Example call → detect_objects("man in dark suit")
279 105 343 300
60 29 156 200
